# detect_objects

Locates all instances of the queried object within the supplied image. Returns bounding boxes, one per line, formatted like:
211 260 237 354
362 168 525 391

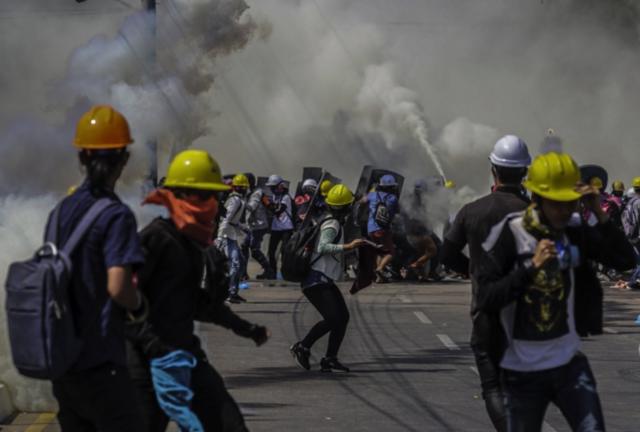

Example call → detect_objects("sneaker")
320 357 350 373
375 270 389 284
226 294 247 304
290 342 311 370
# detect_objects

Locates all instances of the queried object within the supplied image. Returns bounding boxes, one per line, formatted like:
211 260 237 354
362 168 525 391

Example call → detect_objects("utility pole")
142 0 158 193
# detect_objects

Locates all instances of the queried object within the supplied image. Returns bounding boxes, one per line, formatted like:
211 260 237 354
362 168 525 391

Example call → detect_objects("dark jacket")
475 216 635 364
442 186 529 354
133 218 253 358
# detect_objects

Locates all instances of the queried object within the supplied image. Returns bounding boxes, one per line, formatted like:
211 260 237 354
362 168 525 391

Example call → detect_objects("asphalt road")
202 279 640 432
4 279 640 431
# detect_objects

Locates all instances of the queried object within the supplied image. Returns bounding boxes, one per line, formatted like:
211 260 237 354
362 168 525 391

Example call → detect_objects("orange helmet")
74 105 133 150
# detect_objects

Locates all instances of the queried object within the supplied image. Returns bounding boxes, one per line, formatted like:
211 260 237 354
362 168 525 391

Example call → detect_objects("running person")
476 152 635 431
128 150 270 432
441 134 531 431
290 184 365 372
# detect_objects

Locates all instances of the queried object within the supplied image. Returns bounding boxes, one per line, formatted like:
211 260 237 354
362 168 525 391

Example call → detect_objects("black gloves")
125 316 175 359
234 324 270 346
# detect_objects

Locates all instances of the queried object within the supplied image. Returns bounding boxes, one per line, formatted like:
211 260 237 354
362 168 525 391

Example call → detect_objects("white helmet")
265 174 284 187
302 178 318 193
489 135 531 168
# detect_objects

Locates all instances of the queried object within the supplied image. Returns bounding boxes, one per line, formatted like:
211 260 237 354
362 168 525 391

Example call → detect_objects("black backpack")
5 198 115 379
281 217 335 282
374 192 392 229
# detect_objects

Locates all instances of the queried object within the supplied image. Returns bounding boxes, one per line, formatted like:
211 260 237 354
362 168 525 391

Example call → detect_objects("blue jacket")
367 191 399 233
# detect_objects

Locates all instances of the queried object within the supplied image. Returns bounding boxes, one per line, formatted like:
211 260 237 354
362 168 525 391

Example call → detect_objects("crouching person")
476 153 635 432
127 150 270 432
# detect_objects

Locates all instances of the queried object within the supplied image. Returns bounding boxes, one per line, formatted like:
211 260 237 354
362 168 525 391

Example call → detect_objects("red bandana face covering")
144 189 219 247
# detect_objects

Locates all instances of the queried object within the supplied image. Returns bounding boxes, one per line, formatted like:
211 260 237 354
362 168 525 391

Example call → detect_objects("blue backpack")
4 198 115 380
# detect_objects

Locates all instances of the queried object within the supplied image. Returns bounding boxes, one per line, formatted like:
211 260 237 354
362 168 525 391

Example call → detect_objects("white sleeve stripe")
482 211 523 252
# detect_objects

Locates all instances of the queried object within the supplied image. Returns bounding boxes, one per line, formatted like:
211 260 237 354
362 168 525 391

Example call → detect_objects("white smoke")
3 0 640 411
0 0 259 411
353 63 447 179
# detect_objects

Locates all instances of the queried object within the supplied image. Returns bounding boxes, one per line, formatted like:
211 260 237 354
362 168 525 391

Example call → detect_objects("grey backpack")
5 198 114 379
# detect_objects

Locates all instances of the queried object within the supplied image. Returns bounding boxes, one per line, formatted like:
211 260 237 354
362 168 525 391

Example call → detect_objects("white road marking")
397 294 412 303
603 327 618 334
413 311 432 324
437 334 460 351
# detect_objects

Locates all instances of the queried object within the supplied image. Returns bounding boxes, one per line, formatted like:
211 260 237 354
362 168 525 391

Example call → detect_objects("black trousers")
502 353 605 432
473 346 508 432
52 363 144 432
267 230 292 275
301 283 350 358
128 348 248 432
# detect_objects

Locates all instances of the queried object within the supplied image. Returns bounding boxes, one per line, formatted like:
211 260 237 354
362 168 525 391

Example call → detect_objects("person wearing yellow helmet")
290 184 366 373
46 105 145 431
476 152 635 431
611 180 625 202
320 179 333 197
217 173 251 303
129 150 269 431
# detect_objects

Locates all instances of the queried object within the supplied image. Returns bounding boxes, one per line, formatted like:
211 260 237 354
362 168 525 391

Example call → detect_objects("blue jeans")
628 246 640 288
224 239 245 296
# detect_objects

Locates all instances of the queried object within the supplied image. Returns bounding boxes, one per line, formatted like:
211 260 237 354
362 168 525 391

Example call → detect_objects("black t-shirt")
445 186 529 314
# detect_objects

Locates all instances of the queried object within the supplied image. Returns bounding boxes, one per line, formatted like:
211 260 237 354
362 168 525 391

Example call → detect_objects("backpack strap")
61 198 117 256
45 203 64 244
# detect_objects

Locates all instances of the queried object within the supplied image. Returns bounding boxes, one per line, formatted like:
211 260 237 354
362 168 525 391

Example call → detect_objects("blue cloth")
48 181 144 371
150 350 203 432
367 191 399 234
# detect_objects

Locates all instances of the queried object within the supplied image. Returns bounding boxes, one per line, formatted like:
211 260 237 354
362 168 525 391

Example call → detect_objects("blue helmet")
379 174 397 187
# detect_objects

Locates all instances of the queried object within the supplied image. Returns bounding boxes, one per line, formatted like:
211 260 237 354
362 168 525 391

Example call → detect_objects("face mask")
144 189 219 247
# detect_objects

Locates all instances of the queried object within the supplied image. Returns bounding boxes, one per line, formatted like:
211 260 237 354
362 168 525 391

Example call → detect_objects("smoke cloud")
2 0 640 410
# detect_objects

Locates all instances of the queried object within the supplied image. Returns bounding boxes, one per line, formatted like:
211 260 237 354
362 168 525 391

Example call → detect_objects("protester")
476 152 635 431
128 150 270 431
265 174 294 278
365 174 400 283
50 105 146 431
621 177 640 290
218 173 250 303
294 178 319 226
245 175 274 279
441 134 531 431
290 184 365 372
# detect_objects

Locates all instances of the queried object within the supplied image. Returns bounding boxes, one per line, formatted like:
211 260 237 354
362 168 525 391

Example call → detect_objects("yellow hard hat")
231 173 250 188
589 177 604 190
523 152 582 202
320 180 334 197
612 180 625 192
633 177 640 189
325 184 355 207
74 105 133 150
164 150 230 191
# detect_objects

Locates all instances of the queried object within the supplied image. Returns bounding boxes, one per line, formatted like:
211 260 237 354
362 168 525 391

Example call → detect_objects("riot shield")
580 165 608 190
